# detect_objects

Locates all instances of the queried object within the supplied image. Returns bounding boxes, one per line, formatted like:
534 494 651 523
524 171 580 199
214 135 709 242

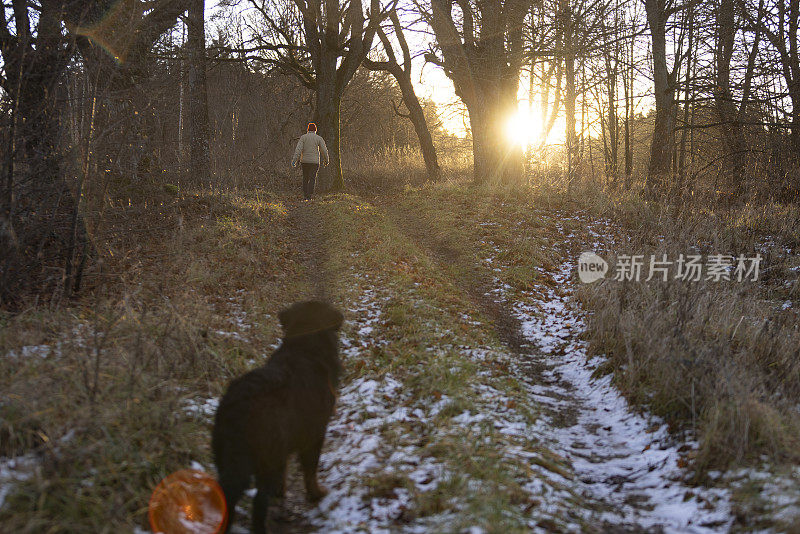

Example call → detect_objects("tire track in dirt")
378 200 733 533
377 200 580 424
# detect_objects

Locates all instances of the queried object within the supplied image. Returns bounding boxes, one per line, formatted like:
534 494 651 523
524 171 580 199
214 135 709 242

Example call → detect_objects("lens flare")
505 110 541 148
69 0 145 64
149 469 227 534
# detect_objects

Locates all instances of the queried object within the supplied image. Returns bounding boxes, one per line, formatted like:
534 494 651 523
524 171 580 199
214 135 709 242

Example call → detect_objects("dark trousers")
301 163 319 199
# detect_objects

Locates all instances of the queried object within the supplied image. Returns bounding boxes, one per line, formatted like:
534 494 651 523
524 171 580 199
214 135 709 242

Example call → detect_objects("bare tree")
422 0 530 182
188 0 212 182
537 63 564 146
71 1 191 90
746 0 800 153
712 0 748 196
365 9 441 180
245 0 388 190
560 0 579 182
527 0 563 147
1 1 85 304
0 0 191 305
644 0 680 193
622 11 635 189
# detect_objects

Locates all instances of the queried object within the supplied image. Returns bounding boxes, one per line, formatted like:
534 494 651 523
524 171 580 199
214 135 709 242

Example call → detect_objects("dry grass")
342 143 473 194
2 165 798 531
0 179 589 532
574 196 800 474
0 186 308 532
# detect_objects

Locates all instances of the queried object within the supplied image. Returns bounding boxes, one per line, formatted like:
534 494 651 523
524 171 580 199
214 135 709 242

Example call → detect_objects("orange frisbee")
148 469 227 534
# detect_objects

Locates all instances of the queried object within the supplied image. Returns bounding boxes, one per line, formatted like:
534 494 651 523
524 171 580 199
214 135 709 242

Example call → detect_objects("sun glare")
505 108 541 148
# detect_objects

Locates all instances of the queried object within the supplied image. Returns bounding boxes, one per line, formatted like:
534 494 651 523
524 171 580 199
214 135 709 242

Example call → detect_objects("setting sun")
506 109 541 147
505 108 541 147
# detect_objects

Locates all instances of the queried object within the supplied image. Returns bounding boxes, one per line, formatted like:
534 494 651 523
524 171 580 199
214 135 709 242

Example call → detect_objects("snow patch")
183 397 219 420
487 215 734 532
0 454 38 510
4 345 52 360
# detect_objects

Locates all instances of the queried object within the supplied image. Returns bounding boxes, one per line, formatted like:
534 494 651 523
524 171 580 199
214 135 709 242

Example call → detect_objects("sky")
205 0 472 136
203 0 580 144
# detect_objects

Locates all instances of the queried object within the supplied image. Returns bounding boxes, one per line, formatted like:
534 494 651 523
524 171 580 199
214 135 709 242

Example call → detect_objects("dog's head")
278 300 343 339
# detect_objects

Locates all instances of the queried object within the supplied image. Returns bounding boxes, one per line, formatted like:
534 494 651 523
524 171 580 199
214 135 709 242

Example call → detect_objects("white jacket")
292 132 329 166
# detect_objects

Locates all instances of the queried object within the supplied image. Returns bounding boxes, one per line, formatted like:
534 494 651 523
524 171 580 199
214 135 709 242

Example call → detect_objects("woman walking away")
291 123 330 200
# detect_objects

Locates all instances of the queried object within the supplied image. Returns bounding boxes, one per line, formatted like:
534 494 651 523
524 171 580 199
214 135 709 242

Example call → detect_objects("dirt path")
379 201 579 423
379 201 733 532
286 200 329 300
232 196 404 533
239 199 331 534
231 192 733 532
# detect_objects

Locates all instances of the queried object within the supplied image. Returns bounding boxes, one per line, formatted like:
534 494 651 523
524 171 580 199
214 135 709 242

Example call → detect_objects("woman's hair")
307 122 317 132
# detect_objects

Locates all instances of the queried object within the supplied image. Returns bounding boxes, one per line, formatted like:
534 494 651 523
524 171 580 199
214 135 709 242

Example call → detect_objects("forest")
1 0 799 532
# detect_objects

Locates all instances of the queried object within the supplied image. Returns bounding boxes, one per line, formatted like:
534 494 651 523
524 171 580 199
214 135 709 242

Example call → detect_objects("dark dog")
212 300 343 534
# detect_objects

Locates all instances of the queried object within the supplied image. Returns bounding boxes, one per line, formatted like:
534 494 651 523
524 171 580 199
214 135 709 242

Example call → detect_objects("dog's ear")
330 308 344 330
279 301 342 337
315 302 343 331
278 305 302 335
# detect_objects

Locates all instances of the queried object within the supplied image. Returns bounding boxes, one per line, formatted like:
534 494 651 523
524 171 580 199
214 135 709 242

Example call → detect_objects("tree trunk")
540 62 563 145
560 0 578 185
427 0 526 184
188 0 211 184
604 37 619 185
315 85 343 192
714 0 747 197
467 81 524 183
1 1 74 306
787 71 800 154
677 6 694 194
623 33 633 189
364 11 441 181
564 53 578 184
397 76 441 181
790 0 800 153
64 88 96 299
469 108 492 183
178 23 187 167
645 0 676 194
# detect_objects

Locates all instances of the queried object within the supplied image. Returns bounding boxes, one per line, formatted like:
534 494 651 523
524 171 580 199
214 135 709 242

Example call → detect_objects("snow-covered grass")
562 198 800 530
4 345 53 360
3 181 798 533
392 181 800 532
407 197 739 532
504 251 733 532
295 275 577 531
0 454 39 510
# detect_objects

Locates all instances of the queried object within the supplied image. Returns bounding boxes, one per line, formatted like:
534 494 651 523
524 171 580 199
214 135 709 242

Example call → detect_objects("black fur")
212 301 344 534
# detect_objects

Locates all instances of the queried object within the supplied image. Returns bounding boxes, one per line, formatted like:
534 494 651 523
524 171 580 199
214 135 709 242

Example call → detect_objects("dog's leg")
218 472 248 534
276 461 288 498
251 481 269 534
299 437 328 502
252 466 286 534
